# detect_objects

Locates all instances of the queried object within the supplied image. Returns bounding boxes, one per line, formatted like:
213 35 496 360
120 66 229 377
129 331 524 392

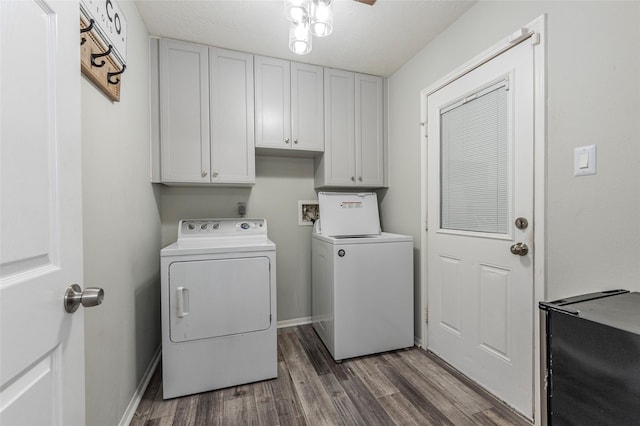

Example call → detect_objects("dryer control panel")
178 218 267 240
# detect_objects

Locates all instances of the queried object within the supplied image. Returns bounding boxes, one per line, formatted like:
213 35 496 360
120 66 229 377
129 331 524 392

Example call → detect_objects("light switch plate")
574 144 597 176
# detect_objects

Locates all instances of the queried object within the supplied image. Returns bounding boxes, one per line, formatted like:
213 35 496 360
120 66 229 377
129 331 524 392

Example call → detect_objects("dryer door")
169 256 271 342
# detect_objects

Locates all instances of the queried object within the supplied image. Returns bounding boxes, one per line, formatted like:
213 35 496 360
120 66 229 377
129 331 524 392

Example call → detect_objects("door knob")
64 284 104 313
510 242 529 256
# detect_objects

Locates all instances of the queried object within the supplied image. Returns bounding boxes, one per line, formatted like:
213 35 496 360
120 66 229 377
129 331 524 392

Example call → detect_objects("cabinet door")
291 62 324 152
210 48 255 184
254 56 290 149
324 68 355 185
159 39 210 183
355 73 384 186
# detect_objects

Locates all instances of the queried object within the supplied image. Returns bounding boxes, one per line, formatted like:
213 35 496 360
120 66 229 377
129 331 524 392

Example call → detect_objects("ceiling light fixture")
289 18 312 55
284 0 333 55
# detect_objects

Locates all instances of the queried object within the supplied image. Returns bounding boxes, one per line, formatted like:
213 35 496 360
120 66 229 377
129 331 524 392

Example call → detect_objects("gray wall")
381 1 640 339
81 2 161 425
160 155 318 322
79 2 640 423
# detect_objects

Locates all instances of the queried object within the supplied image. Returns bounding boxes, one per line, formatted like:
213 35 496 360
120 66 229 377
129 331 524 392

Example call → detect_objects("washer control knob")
188 223 195 230
241 222 250 230
338 249 346 257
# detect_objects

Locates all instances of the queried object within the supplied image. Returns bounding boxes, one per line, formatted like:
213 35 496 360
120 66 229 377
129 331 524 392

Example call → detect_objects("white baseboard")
277 316 312 329
118 346 162 426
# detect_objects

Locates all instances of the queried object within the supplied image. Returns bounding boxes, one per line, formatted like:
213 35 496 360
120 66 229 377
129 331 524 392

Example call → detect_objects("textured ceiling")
135 0 476 77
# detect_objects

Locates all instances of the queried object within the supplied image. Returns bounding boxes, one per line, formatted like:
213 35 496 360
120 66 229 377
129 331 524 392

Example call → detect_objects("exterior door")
427 39 534 417
1 0 85 424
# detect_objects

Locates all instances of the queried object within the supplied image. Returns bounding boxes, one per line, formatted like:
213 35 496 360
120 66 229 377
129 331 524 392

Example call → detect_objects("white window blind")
440 82 509 234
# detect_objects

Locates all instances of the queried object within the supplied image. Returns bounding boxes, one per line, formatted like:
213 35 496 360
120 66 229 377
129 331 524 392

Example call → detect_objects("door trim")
419 15 546 425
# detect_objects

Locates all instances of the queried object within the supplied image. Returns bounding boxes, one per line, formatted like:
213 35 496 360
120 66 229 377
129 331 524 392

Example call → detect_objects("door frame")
419 15 547 424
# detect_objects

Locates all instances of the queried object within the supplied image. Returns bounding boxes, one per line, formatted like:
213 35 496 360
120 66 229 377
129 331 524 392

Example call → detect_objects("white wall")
160 155 318 322
382 1 640 339
81 2 161 425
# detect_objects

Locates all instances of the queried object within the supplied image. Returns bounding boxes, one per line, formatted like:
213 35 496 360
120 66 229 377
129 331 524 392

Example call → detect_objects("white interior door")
427 39 534 417
1 1 85 424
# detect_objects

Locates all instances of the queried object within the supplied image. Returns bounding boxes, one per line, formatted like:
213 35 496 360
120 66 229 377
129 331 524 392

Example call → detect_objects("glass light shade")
289 19 312 55
284 0 309 23
310 0 333 37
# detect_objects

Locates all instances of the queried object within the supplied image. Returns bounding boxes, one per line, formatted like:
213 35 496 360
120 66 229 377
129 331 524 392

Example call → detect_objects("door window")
440 80 509 234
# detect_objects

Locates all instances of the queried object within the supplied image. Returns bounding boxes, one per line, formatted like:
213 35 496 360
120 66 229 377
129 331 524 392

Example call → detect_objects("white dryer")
312 192 414 361
160 219 276 399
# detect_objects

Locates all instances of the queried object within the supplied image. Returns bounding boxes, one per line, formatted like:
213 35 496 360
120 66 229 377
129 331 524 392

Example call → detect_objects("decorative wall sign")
80 0 127 64
80 0 127 102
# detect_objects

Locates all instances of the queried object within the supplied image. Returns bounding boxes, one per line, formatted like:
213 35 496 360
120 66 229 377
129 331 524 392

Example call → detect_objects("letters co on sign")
80 0 128 101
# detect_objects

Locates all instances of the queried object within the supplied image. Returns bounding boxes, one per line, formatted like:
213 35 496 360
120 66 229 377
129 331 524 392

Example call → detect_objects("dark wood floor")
131 325 531 425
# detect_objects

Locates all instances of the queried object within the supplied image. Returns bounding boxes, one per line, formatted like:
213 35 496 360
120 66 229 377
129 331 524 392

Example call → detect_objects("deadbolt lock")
515 217 528 230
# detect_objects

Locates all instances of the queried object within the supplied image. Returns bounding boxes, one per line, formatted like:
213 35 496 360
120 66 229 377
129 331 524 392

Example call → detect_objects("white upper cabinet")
319 68 356 186
291 62 324 152
315 69 385 188
209 48 255 185
154 39 255 185
159 39 211 183
355 73 384 187
254 57 290 149
255 56 324 154
151 39 384 188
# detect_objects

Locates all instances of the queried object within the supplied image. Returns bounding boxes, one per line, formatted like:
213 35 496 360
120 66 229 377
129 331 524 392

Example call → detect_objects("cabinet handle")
212 171 219 178
201 171 208 177
293 139 298 144
351 176 355 182
285 138 290 144
358 176 363 182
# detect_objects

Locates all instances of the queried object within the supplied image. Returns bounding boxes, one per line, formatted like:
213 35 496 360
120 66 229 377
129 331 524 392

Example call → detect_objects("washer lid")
317 192 381 237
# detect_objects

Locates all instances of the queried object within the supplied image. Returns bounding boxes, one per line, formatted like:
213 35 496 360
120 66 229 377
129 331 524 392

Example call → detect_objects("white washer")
160 218 276 399
312 193 414 361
